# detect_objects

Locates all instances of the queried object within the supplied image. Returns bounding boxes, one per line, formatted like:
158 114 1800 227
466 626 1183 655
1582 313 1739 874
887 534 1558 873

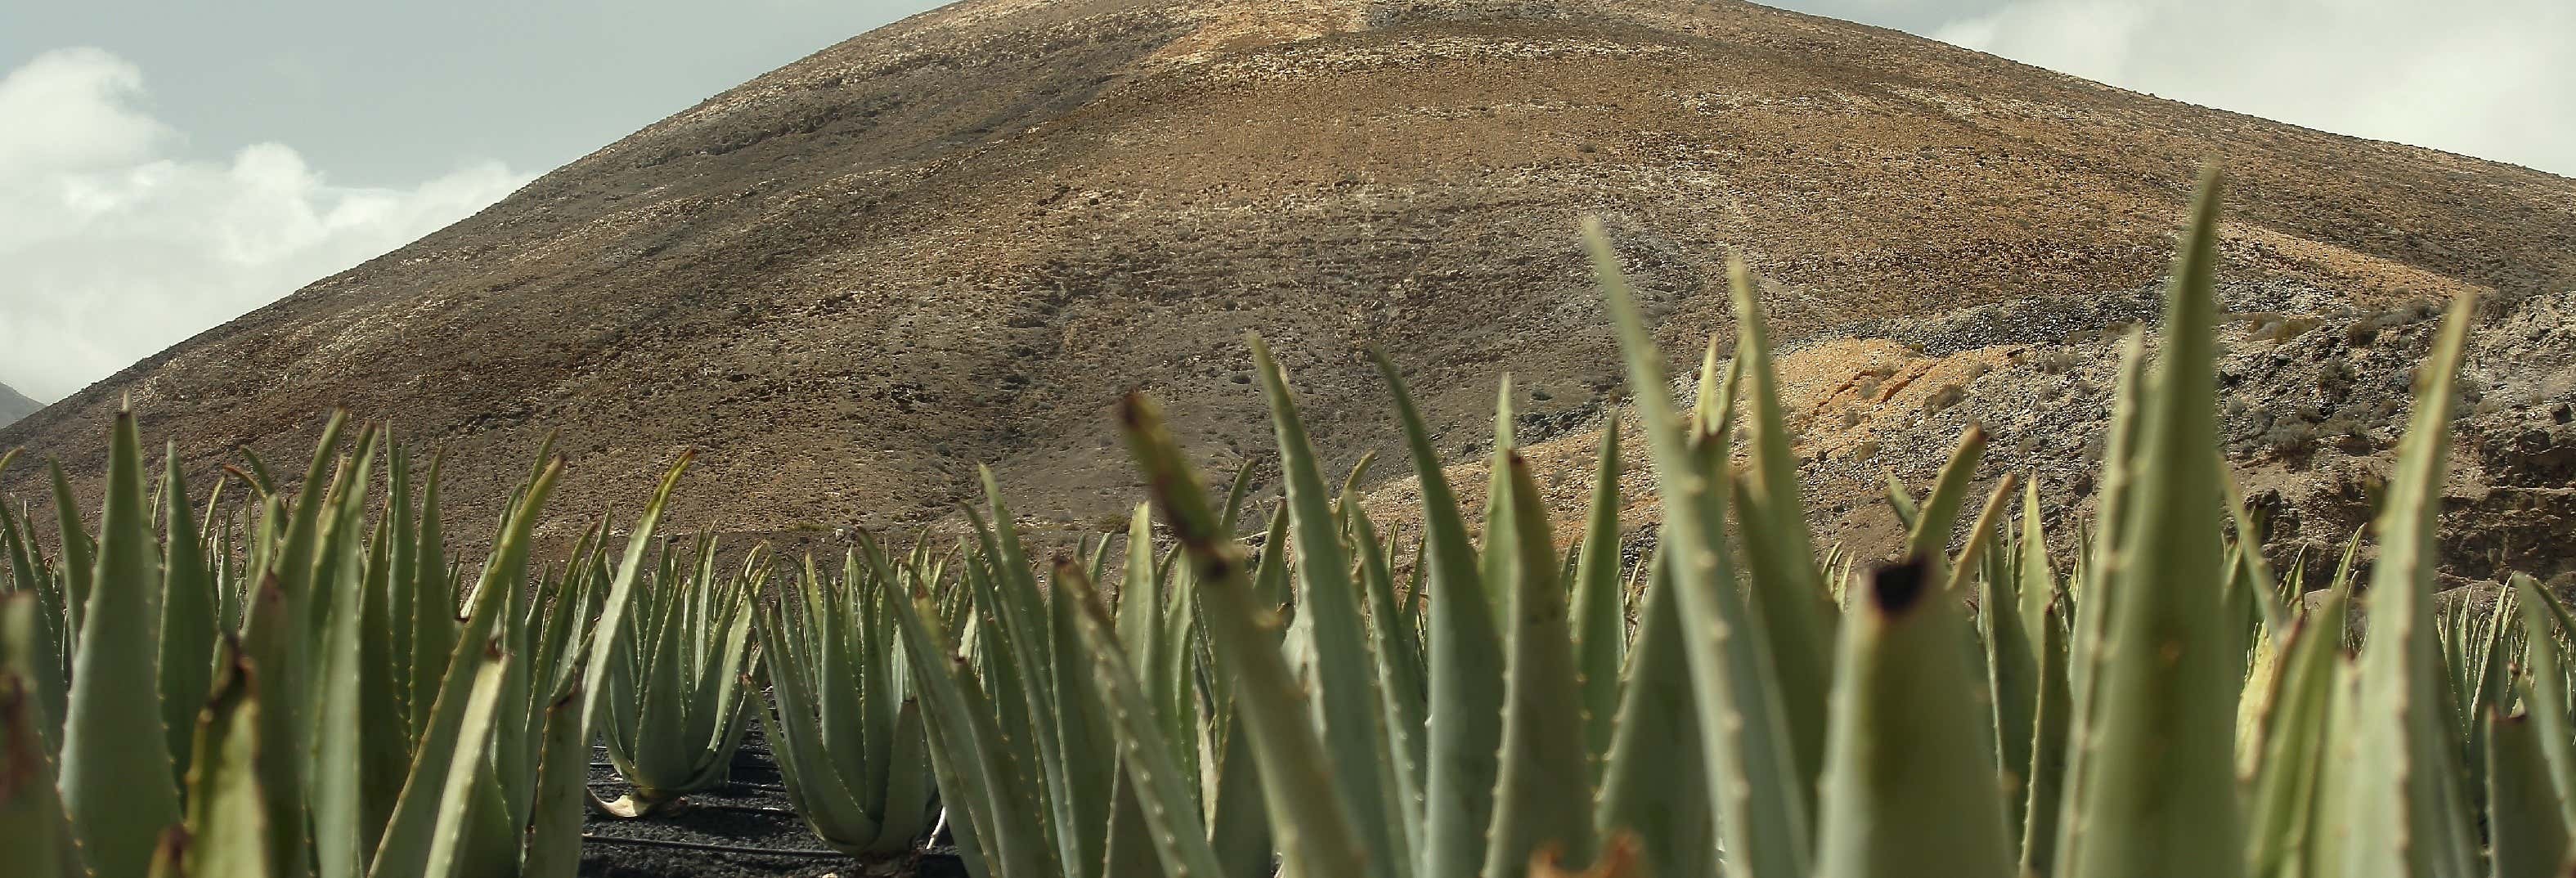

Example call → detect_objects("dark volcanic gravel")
580 730 967 878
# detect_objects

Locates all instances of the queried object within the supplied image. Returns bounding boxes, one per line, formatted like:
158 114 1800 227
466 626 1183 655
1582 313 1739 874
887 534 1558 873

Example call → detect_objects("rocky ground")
1367 283 2576 595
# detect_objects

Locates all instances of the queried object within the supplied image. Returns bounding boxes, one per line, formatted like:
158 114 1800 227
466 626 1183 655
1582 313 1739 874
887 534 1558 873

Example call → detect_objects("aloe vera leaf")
1882 470 1920 531
1 599 82 878
158 442 219 786
2512 574 2576 833
2040 199 2170 873
1338 450 1377 513
274 414 348 728
386 441 417 732
420 641 510 878
2220 472 2288 637
2244 591 2347 878
759 599 877 849
2457 582 2516 798
1369 351 1506 878
1977 477 2037 840
1945 473 2016 594
407 448 455 746
1479 374 1518 615
2018 594 2073 878
1901 425 1989 571
1594 550 1713 878
2052 168 2247 878
239 571 310 877
170 646 272 878
1360 496 1443 746
768 606 874 843
871 698 938 854
1725 255 1838 796
371 457 567 878
957 558 1052 857
882 545 1057 878
521 679 590 876
1569 410 1627 781
1401 535 1427 622
60 410 182 878
1219 460 1258 538
1119 504 1162 672
2341 292 2482 878
1349 498 1427 844
1061 559 1230 877
2062 328 2150 751
1120 391 1380 878
598 560 680 808
1099 765 1165 877
1084 533 1115 589
235 446 275 496
356 515 410 856
1479 451 1599 877
1586 217 1811 878
2014 481 2071 876
572 452 689 746
1205 689 1274 878
1043 558 1121 878
857 563 904 810
2486 709 2572 878
46 462 93 638
963 484 1098 878
1686 334 1723 432
1813 560 2016 878
1250 334 1404 869
313 430 384 878
1151 556 1204 807
0 508 65 762
700 586 759 788
1252 500 1293 620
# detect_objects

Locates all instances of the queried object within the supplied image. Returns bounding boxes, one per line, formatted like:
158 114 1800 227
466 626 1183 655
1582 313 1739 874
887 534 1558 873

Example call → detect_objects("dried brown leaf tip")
1870 556 1933 616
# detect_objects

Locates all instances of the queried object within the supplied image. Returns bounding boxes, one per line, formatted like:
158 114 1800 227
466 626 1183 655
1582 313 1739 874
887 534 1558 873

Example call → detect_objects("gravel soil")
580 730 967 878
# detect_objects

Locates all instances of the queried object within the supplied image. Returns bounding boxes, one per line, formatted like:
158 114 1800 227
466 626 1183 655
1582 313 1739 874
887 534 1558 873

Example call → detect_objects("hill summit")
5 0 2572 574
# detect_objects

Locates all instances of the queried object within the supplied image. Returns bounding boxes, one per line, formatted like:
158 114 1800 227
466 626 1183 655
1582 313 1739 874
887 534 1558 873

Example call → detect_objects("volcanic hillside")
0 383 38 430
6 0 2573 576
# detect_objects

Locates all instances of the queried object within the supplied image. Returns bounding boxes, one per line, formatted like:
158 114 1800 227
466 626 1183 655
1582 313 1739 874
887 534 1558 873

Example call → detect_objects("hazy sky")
2 0 2569 401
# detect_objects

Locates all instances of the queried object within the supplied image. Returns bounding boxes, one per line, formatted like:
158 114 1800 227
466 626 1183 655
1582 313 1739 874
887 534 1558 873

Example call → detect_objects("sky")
2 0 2569 402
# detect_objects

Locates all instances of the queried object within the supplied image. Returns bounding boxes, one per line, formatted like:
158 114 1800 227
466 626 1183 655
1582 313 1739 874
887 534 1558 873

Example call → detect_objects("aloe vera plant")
754 548 939 859
873 470 1274 878
594 533 761 817
0 414 691 878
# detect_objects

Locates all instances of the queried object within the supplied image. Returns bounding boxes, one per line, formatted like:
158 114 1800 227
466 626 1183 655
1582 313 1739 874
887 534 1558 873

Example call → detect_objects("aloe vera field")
8 1 2576 876
8 168 2576 878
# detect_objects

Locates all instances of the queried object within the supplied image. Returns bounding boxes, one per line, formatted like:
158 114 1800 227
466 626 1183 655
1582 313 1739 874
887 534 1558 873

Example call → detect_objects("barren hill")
5 0 2573 576
0 383 38 429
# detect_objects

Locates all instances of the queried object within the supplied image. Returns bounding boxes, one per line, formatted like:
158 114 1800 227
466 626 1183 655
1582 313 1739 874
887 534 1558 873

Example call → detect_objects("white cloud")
1927 0 2576 176
0 47 532 401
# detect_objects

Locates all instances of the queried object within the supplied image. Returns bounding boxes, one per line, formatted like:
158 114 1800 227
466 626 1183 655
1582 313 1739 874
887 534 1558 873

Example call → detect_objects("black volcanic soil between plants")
580 728 967 878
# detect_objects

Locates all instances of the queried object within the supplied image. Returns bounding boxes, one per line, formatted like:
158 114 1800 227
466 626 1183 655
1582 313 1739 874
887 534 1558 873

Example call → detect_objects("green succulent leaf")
2052 168 2247 878
1813 559 2016 878
59 410 182 878
1585 215 1811 878
2340 291 2483 878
